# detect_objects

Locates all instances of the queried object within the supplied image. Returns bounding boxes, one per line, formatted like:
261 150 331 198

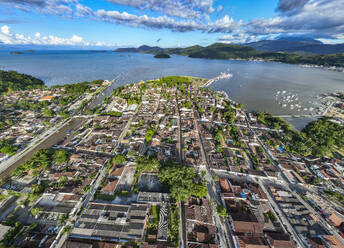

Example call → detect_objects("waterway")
1 50 343 129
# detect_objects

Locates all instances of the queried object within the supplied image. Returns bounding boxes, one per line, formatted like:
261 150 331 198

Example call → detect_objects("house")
39 95 56 101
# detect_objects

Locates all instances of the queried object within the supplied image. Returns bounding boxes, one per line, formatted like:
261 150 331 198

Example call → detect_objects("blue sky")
0 0 343 48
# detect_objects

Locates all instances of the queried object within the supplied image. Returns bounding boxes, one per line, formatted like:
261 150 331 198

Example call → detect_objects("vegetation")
101 111 122 117
0 69 45 94
112 154 126 165
144 125 157 142
168 204 180 247
62 225 72 234
52 80 103 96
53 150 69 164
216 205 229 218
303 118 344 156
158 161 208 202
117 43 344 67
30 207 41 217
146 205 160 232
148 76 192 89
257 112 310 156
0 221 23 247
0 139 17 156
324 190 344 205
258 113 344 157
167 43 344 67
133 156 159 187
42 108 54 117
11 149 67 177
154 53 170 59
264 211 277 222
94 191 116 201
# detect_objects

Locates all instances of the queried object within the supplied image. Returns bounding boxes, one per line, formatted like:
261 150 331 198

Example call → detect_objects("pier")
273 114 324 118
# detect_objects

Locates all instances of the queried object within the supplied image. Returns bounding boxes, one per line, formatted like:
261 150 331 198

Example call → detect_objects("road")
0 118 80 179
195 119 234 248
51 81 141 248
0 78 113 180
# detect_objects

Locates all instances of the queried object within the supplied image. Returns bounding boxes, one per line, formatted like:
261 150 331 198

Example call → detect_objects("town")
0 75 344 248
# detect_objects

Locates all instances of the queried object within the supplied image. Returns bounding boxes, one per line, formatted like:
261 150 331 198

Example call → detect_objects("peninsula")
115 43 344 69
0 74 344 248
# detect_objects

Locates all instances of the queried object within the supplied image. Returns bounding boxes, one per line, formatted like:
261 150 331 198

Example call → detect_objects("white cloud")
0 0 76 15
218 33 258 44
245 0 344 39
71 34 83 42
1 0 343 43
106 0 214 20
0 25 115 46
92 9 240 33
1 25 10 35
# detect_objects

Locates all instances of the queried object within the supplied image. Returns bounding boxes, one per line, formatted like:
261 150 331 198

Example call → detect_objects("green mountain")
247 38 344 55
115 43 344 68
0 70 45 94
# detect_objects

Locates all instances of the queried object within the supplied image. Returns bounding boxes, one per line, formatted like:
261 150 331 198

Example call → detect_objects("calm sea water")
1 50 343 129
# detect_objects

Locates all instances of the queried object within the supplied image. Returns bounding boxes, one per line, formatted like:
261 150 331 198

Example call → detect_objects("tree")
158 162 208 202
144 125 157 142
53 150 69 164
58 176 68 187
113 154 126 165
0 139 17 156
216 205 229 218
42 108 54 117
58 213 69 226
30 207 41 217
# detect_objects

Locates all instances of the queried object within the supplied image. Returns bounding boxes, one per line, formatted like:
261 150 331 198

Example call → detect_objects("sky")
0 0 343 48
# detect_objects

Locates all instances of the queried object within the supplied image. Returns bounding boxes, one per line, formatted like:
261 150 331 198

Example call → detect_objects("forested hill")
115 43 344 68
0 70 45 94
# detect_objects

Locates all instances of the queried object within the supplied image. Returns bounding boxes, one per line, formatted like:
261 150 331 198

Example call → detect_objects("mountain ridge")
114 42 344 68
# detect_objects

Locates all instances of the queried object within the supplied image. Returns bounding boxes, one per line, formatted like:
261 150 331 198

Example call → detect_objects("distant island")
154 53 170 59
0 69 45 94
90 50 108 53
9 51 24 55
115 43 344 68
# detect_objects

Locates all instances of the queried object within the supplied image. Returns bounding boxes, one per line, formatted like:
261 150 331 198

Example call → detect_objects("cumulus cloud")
218 33 257 44
0 25 115 46
1 25 10 35
276 0 309 14
106 0 214 20
94 9 239 33
0 0 76 15
0 0 343 44
246 0 344 40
